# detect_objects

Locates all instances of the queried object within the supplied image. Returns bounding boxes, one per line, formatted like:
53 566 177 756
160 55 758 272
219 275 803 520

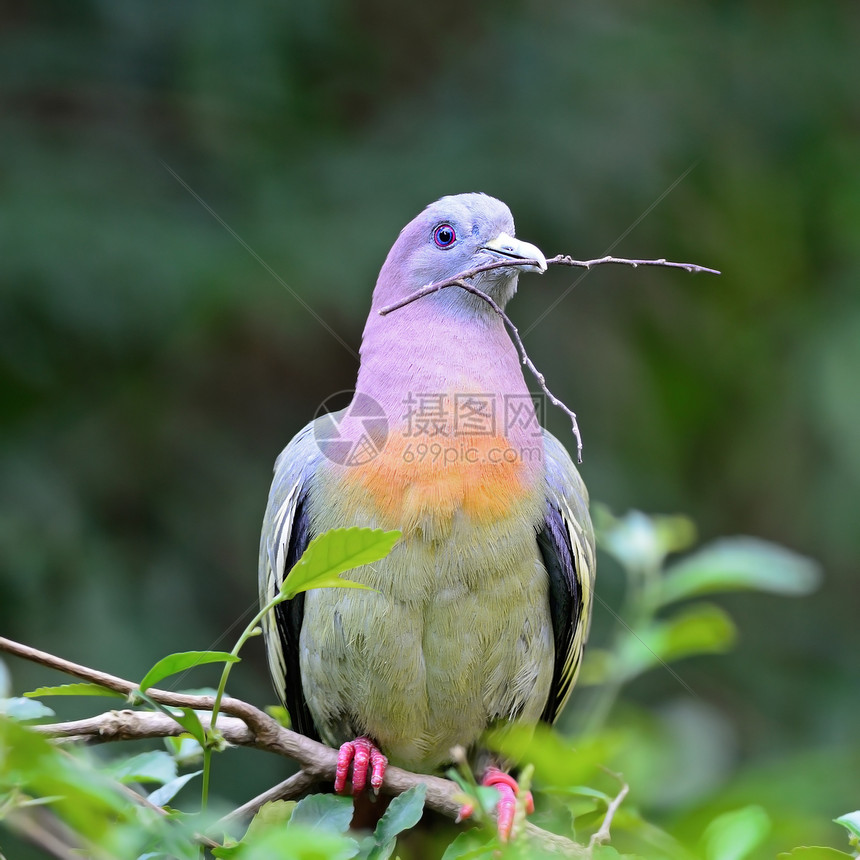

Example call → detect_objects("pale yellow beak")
481 232 547 273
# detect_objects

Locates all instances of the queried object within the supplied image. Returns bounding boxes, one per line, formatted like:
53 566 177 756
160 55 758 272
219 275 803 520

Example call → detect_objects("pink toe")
369 746 388 793
334 740 356 794
333 736 386 796
494 784 517 841
351 737 371 794
481 767 532 842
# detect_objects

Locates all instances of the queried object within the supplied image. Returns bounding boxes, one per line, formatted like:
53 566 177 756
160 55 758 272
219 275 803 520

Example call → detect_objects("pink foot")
458 767 535 842
334 736 387 795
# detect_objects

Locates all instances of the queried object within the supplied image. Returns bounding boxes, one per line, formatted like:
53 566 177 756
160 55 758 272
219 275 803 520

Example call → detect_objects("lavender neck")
354 297 542 465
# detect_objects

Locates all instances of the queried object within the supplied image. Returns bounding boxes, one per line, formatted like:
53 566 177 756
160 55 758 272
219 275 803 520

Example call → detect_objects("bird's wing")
258 419 322 739
537 428 596 724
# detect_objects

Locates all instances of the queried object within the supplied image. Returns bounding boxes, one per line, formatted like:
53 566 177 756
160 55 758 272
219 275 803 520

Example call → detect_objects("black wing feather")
271 487 318 739
537 504 583 724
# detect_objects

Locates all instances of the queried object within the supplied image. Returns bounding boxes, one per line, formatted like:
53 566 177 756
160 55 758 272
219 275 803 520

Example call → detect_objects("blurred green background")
1 1 858 855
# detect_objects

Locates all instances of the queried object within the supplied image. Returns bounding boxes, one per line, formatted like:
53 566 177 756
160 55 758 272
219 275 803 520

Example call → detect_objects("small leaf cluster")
214 785 426 860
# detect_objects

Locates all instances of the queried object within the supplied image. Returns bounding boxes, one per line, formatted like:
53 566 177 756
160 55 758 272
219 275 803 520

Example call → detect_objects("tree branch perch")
0 636 588 856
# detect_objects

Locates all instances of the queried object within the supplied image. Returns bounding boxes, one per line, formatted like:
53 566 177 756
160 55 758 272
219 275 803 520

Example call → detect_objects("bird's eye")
433 224 456 248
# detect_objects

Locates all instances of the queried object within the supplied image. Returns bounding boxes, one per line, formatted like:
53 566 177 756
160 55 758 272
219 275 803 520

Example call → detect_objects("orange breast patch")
343 432 538 532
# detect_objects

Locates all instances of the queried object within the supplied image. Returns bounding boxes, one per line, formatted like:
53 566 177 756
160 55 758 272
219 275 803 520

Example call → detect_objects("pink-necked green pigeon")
260 193 595 840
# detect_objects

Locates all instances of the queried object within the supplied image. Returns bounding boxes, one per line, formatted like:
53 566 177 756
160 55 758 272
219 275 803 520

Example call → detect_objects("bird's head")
373 193 547 313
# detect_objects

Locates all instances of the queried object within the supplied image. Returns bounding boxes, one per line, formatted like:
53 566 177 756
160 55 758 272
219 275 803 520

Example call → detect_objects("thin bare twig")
588 770 630 851
547 253 720 275
377 252 719 316
378 251 718 462
436 279 584 463
377 257 544 315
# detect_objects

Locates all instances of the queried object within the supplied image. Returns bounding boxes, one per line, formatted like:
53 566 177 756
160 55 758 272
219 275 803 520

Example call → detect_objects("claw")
334 736 387 795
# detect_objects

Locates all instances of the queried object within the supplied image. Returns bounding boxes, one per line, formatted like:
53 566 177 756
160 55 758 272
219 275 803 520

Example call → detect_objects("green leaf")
615 603 736 682
654 537 821 606
225 824 360 859
139 651 240 692
484 722 623 789
164 736 204 765
591 847 624 859
702 805 771 860
777 850 854 859
439 830 497 860
446 769 503 823
606 807 697 860
212 839 241 859
834 811 860 845
133 689 208 747
147 769 202 806
596 508 696 572
265 705 291 728
104 750 177 785
25 683 122 699
169 707 208 747
245 800 297 839
282 527 401 598
289 793 355 833
0 697 55 721
0 716 195 856
362 838 395 860
369 784 426 858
